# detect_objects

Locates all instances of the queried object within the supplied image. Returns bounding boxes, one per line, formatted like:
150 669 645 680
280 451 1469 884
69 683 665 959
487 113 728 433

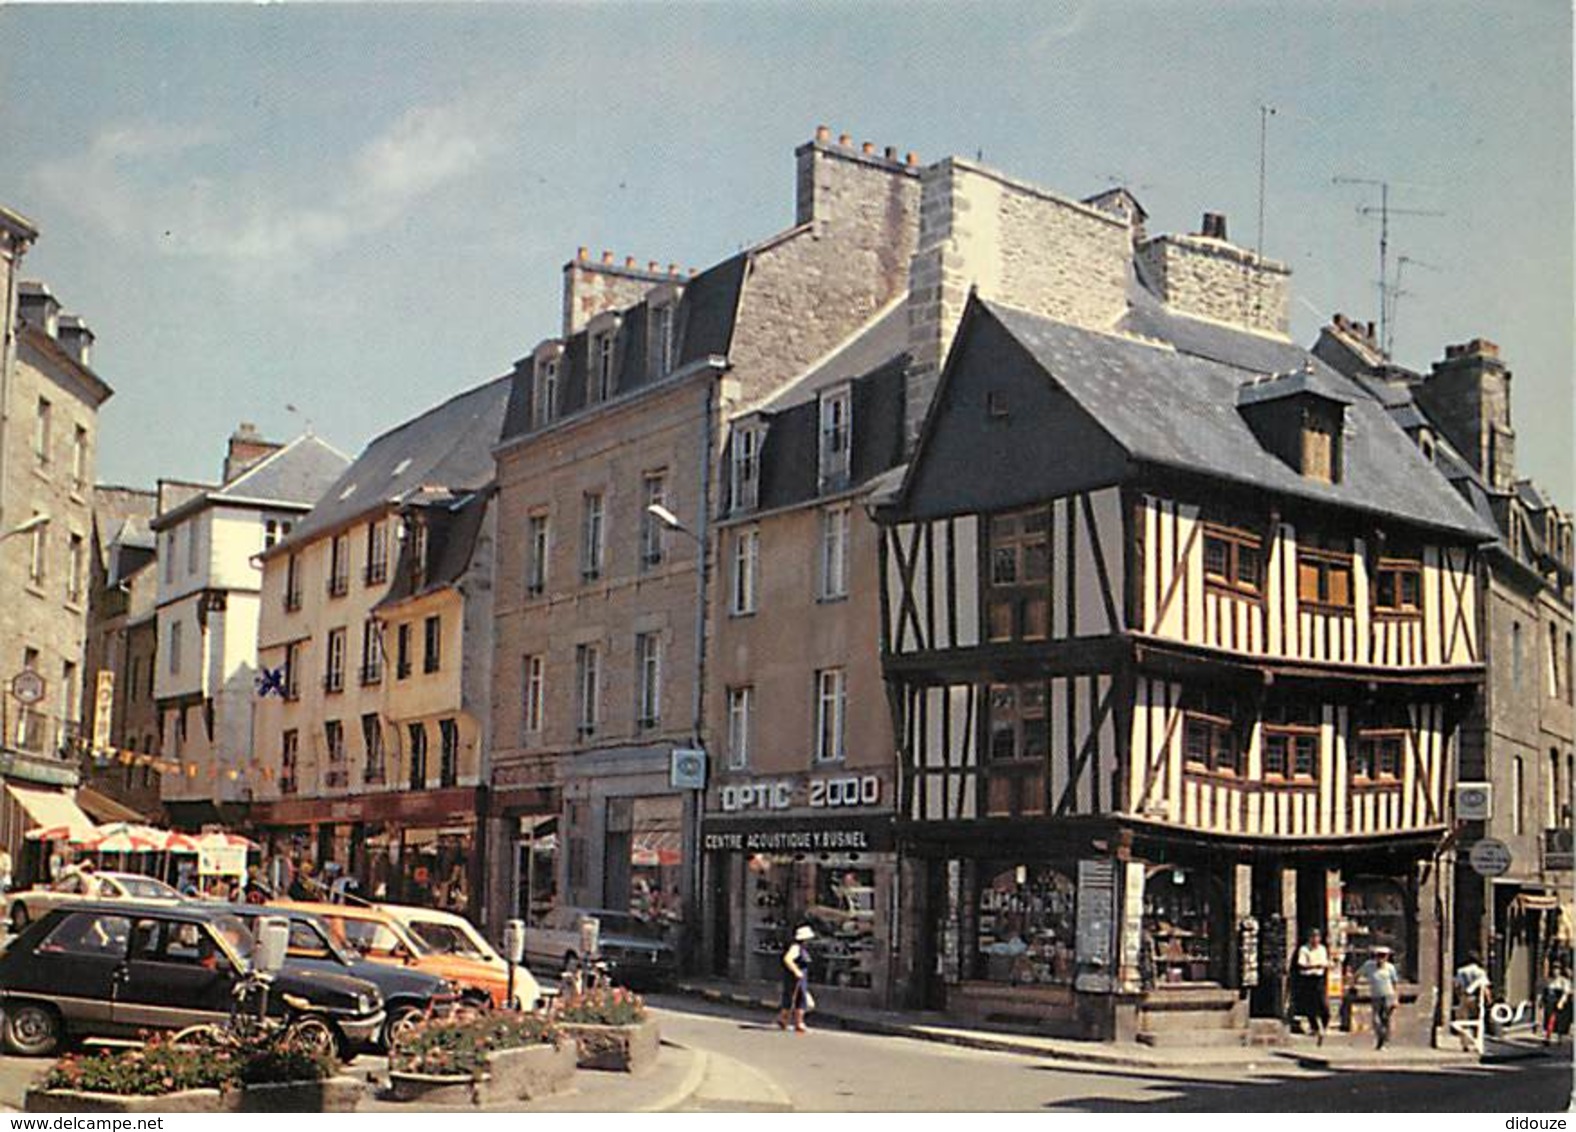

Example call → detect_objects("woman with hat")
778 925 814 1033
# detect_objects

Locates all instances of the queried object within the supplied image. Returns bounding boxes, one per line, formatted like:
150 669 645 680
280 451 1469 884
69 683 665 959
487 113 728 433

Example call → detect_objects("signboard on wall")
1119 861 1145 994
1075 858 1116 993
701 814 894 854
92 671 114 750
199 845 247 878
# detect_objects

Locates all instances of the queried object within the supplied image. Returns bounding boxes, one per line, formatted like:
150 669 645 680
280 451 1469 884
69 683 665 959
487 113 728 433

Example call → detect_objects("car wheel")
9 903 28 933
3 1001 61 1056
287 1014 341 1061
383 1004 424 1049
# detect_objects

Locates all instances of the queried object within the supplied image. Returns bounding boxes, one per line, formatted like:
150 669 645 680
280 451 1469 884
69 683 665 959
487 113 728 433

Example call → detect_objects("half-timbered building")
877 291 1496 1042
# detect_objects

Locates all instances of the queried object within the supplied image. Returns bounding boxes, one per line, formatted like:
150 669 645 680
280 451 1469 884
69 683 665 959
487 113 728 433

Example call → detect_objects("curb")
671 982 1484 1073
635 1040 709 1113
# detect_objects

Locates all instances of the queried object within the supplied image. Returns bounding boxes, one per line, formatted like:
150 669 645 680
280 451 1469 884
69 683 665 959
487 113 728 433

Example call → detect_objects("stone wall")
1136 233 1290 338
561 254 675 338
1416 340 1515 492
904 158 1132 448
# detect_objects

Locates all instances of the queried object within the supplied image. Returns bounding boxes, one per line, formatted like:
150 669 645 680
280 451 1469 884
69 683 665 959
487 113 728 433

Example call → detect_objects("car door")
17 910 130 1031
113 916 236 1032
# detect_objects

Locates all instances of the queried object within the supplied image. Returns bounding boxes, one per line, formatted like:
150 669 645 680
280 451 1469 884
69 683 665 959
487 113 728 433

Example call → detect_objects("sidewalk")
670 977 1523 1074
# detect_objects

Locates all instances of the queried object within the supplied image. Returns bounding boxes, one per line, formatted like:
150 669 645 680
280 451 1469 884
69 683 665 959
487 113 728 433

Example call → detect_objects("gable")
899 304 1131 521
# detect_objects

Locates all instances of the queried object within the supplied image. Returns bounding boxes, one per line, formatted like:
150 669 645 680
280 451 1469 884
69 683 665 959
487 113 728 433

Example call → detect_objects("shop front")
704 810 896 1007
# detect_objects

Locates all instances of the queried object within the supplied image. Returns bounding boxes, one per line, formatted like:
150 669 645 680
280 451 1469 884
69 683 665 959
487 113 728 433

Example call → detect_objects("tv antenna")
1332 176 1443 358
1256 105 1276 261
1386 255 1441 359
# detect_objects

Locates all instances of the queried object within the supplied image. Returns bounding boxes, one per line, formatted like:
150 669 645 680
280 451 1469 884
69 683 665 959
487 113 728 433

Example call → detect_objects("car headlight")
357 993 372 1015
436 979 460 997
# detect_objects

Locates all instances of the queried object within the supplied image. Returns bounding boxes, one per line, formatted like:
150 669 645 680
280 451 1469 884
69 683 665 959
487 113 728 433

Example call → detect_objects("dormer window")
818 386 851 490
1237 369 1349 484
1301 405 1340 484
535 356 559 426
591 330 616 403
730 423 764 514
651 303 675 379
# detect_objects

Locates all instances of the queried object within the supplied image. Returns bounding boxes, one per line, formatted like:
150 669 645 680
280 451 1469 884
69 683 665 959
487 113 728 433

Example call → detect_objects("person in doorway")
1356 945 1401 1049
1540 967 1572 1044
1294 928 1331 1045
778 925 814 1034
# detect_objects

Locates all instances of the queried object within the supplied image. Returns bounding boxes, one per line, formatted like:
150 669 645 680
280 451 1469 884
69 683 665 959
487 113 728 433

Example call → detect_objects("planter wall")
237 1076 367 1112
25 1077 365 1114
558 1018 661 1075
386 1041 576 1106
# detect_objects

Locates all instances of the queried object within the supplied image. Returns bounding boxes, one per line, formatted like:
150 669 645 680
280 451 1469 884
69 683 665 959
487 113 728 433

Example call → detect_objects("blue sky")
1 1 1569 502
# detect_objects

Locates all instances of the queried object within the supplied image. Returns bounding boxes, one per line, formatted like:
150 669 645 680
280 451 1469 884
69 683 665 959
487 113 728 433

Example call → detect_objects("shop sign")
717 773 882 813
199 845 247 878
91 671 114 750
1469 837 1513 878
1542 828 1573 871
702 815 893 854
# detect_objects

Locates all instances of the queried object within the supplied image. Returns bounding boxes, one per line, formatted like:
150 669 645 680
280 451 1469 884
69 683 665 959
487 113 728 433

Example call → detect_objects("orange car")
271 901 538 1008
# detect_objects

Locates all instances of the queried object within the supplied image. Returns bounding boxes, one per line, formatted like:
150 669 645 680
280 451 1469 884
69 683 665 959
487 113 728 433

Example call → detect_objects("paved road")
647 995 1575 1113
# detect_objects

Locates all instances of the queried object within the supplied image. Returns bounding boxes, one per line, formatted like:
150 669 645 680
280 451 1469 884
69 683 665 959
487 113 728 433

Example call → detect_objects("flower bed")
554 987 660 1075
25 1036 361 1113
385 1010 574 1106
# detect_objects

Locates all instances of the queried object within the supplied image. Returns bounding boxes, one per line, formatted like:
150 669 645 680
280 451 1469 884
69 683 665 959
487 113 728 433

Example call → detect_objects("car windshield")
114 876 180 900
209 913 254 962
407 919 494 961
592 912 665 941
337 917 415 959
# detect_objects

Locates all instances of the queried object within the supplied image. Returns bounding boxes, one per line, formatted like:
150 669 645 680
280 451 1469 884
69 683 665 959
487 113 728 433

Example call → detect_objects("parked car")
221 904 459 1048
521 907 678 988
8 870 183 931
0 901 385 1057
272 900 538 1008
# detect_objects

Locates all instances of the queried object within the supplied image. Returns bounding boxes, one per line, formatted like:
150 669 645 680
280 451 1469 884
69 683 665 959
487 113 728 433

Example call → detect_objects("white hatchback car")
378 903 541 1007
8 871 183 932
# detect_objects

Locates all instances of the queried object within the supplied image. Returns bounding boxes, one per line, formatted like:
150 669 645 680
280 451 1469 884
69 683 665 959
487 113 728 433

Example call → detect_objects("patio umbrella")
81 827 167 854
192 831 260 851
23 824 92 844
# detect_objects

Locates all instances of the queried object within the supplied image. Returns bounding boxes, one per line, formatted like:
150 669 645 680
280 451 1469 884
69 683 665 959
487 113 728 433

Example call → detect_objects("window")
526 514 549 596
1296 537 1353 610
592 332 615 402
71 426 87 494
635 632 662 729
168 620 183 676
281 729 298 795
396 624 412 679
730 528 759 615
187 521 200 575
328 535 349 596
987 683 1049 763
727 686 753 769
1353 730 1404 782
364 521 388 585
820 505 849 600
523 655 545 735
1513 755 1525 836
29 521 46 585
284 554 302 611
1302 407 1338 483
66 533 84 603
1550 623 1564 699
423 615 441 674
362 714 385 785
575 644 601 738
1261 699 1320 781
535 357 559 426
581 492 604 581
324 720 346 787
264 519 282 550
438 718 459 788
1513 621 1524 687
34 397 50 464
406 520 428 585
1178 688 1247 776
818 387 851 488
1202 524 1263 597
360 619 382 685
651 304 675 378
986 508 1049 641
730 426 762 513
162 533 175 584
408 723 428 790
324 627 346 693
1373 558 1423 616
283 642 300 700
1551 748 1565 829
815 668 847 762
640 472 667 569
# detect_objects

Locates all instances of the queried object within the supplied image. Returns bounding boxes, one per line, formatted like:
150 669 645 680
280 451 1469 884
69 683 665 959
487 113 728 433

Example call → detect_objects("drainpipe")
683 372 715 973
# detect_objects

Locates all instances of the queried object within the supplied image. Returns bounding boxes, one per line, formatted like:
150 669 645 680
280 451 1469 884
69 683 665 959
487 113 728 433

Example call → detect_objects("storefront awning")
1511 892 1562 912
7 784 96 840
77 786 149 825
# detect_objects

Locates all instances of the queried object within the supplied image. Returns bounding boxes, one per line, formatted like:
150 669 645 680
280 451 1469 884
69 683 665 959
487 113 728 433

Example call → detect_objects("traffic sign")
10 670 44 705
1469 837 1513 878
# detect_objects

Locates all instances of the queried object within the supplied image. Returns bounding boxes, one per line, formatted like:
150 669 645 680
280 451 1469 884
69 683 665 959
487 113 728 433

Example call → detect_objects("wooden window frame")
987 682 1049 765
1296 545 1354 613
985 508 1050 643
1353 728 1404 784
1372 556 1423 619
1201 523 1264 599
1183 711 1243 777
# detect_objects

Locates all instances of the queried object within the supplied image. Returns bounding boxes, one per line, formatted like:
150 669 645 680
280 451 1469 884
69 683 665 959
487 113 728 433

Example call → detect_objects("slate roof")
981 299 1496 541
376 489 491 608
150 435 349 531
268 375 511 557
757 298 909 414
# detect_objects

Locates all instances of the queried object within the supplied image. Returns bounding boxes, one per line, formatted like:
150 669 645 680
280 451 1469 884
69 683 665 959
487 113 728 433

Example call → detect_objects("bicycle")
170 967 339 1060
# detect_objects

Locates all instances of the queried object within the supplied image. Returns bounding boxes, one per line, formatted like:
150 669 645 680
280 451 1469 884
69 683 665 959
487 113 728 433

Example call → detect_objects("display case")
1144 866 1219 984
973 864 1076 986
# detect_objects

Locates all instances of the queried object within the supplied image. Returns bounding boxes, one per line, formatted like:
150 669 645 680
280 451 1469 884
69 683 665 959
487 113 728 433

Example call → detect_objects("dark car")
222 904 458 1048
0 902 385 1057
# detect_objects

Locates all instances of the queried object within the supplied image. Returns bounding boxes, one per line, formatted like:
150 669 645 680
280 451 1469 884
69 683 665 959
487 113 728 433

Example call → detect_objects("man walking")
1294 928 1331 1045
1357 945 1401 1049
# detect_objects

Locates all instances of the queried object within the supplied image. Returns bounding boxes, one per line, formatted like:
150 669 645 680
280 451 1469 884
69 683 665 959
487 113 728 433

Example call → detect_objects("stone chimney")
1416 338 1516 491
903 158 1132 450
560 247 672 338
794 124 921 233
224 423 283 483
1136 211 1291 338
56 314 94 368
17 280 59 338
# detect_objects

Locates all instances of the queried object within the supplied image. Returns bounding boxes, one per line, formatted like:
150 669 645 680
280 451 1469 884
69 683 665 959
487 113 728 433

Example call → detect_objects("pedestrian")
1356 945 1401 1049
0 846 13 900
288 860 316 900
1294 928 1331 1045
1453 952 1490 1046
1540 966 1572 1044
777 925 814 1034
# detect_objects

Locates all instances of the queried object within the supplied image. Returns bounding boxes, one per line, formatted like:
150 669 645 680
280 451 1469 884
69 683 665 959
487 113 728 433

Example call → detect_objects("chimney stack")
224 422 283 483
1418 338 1516 491
1200 212 1228 241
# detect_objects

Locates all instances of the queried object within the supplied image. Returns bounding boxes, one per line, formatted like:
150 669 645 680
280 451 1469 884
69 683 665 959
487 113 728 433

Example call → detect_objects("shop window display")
746 854 879 990
1144 865 1224 984
972 864 1076 985
1342 876 1411 976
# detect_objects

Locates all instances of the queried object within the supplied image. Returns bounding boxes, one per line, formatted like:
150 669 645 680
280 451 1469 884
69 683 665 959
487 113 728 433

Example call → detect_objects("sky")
0 1 1570 503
